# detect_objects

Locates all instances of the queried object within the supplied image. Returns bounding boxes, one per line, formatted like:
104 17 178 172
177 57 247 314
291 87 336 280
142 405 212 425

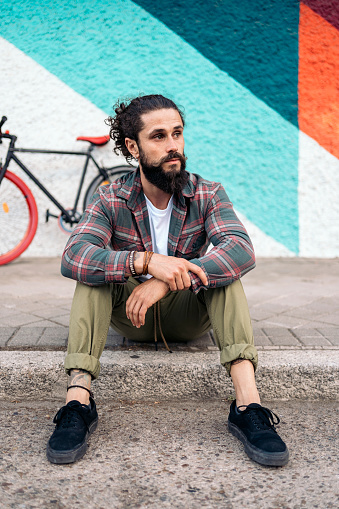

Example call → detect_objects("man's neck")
140 169 172 210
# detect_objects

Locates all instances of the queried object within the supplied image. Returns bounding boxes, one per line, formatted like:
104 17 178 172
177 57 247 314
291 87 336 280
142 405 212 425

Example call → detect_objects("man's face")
136 108 188 194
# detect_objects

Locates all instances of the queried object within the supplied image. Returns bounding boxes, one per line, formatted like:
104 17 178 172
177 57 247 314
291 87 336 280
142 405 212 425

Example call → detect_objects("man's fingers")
131 301 142 328
175 274 184 291
182 271 191 289
187 262 208 285
126 294 139 326
167 274 178 292
175 271 190 291
138 304 147 327
169 280 177 292
125 295 134 321
126 292 150 327
164 264 206 291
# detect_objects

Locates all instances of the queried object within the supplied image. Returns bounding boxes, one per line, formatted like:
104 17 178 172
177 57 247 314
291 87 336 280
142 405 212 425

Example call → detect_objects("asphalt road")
0 398 337 509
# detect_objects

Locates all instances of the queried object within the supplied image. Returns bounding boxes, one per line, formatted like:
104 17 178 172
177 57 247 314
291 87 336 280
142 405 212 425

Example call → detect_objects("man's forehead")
140 108 183 133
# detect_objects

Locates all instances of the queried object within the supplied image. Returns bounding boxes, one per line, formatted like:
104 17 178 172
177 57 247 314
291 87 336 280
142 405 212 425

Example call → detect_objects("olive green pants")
65 278 258 379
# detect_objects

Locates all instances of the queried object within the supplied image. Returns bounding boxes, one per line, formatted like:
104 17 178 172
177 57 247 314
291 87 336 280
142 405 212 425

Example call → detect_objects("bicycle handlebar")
0 116 7 130
0 116 8 143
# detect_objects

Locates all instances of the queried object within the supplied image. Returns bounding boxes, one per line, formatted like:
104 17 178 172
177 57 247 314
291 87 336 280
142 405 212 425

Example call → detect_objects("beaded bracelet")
129 250 137 277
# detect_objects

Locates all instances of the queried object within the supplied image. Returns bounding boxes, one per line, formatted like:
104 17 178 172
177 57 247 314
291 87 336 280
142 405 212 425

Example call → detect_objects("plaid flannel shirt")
61 169 255 293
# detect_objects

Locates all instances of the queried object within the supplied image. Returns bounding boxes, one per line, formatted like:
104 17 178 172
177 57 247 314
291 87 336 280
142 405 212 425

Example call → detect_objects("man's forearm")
62 241 130 285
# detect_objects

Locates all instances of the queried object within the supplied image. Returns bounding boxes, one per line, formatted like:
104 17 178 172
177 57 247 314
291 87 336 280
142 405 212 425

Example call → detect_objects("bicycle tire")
0 171 38 265
83 165 134 210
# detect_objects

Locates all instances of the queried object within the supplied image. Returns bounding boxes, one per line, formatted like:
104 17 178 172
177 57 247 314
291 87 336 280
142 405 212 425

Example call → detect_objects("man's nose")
166 137 178 153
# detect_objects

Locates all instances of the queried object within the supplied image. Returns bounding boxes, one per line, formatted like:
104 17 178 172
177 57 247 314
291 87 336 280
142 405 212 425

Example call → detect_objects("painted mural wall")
0 0 338 258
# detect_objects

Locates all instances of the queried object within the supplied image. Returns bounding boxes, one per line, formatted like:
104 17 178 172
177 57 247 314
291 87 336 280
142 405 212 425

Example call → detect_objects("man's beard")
139 148 188 195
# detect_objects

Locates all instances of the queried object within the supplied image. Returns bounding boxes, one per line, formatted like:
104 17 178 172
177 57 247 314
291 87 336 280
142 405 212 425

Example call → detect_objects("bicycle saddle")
76 135 110 146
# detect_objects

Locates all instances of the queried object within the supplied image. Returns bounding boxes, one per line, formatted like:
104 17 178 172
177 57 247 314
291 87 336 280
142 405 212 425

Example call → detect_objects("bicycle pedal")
45 209 58 222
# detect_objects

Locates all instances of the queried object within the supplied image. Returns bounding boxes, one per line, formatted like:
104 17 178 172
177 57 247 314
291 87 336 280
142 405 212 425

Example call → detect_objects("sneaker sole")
228 421 289 467
46 417 98 464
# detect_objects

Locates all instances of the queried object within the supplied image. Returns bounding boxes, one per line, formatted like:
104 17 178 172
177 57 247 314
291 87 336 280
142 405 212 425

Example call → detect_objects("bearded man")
47 94 289 467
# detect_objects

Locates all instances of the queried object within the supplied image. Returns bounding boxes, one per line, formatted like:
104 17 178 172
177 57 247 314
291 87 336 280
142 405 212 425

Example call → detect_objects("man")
47 94 289 467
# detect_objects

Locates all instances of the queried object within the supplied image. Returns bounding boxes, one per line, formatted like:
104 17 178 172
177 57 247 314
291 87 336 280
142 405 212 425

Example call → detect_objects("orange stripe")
299 3 339 158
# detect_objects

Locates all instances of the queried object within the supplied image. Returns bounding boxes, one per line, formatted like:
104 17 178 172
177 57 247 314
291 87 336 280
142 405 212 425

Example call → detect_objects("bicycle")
0 116 134 265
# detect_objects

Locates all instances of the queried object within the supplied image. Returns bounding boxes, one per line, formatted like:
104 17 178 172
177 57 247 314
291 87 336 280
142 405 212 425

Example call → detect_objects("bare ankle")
66 369 92 405
66 386 90 405
236 395 261 408
230 359 261 408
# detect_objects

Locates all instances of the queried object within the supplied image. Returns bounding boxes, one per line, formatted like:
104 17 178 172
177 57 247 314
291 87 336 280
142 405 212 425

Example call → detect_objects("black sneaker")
228 400 289 467
46 398 98 464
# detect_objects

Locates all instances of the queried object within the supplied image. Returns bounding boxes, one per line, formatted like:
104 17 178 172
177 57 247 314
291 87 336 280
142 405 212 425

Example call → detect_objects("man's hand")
146 253 208 291
126 278 169 328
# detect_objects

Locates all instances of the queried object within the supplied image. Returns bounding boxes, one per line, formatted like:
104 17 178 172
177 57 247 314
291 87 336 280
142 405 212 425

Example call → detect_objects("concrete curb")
1 349 338 401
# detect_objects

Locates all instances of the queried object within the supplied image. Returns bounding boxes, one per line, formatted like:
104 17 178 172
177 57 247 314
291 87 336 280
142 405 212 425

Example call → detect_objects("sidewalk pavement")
0 257 338 400
1 399 338 509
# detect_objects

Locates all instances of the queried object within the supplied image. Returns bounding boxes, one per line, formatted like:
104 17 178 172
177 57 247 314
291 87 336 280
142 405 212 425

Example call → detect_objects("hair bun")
115 102 126 115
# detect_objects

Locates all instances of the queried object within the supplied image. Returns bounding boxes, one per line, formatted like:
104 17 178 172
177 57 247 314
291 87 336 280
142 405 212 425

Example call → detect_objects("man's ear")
125 138 139 159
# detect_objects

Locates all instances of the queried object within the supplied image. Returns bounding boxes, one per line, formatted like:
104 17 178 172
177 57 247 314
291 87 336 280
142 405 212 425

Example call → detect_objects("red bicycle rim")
0 171 38 265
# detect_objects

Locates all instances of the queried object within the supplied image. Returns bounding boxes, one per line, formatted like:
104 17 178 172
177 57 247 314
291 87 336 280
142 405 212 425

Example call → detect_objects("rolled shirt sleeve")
188 184 255 294
61 190 129 285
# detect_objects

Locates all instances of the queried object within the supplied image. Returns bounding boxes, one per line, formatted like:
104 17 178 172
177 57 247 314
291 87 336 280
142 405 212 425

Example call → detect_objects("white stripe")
299 132 339 257
235 210 295 257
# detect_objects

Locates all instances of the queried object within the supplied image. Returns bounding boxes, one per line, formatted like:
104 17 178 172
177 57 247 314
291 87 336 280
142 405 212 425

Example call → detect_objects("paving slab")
7 327 44 347
0 313 44 328
38 327 68 347
0 399 337 509
297 337 332 346
0 327 16 347
320 335 339 346
252 335 272 346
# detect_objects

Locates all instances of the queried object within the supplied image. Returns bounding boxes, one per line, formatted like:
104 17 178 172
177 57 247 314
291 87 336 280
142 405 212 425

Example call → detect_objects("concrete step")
1 349 338 401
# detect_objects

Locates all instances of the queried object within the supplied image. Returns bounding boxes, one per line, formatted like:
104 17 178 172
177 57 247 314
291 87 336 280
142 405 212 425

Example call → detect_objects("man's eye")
174 131 182 138
154 134 163 139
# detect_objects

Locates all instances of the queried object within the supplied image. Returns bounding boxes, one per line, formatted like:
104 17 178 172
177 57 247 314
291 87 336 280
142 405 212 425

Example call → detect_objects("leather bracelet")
142 251 154 275
142 251 147 275
129 250 137 277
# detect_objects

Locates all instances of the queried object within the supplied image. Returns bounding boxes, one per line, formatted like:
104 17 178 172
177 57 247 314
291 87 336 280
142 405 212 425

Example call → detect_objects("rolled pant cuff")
220 344 258 377
64 353 101 380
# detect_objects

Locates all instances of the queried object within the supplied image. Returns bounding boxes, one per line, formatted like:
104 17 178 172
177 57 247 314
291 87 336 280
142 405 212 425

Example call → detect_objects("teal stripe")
1 0 299 252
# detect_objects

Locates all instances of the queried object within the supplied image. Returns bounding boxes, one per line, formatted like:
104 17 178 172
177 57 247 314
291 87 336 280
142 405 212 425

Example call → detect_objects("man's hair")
105 94 185 164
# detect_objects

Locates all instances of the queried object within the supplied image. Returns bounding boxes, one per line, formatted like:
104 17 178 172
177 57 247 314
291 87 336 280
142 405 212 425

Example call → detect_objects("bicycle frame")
0 133 109 224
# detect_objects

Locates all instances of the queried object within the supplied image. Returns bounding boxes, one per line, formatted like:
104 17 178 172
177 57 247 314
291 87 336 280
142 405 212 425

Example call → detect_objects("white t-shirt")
141 194 173 280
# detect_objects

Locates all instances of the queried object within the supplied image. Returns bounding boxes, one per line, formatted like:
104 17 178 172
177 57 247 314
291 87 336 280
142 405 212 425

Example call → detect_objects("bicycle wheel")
0 171 38 265
83 165 134 210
